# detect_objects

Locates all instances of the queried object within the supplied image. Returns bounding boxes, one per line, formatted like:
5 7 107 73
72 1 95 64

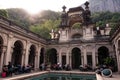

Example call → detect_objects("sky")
0 0 88 14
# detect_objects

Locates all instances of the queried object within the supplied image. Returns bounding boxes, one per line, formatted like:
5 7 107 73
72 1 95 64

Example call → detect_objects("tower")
58 1 94 42
59 5 69 42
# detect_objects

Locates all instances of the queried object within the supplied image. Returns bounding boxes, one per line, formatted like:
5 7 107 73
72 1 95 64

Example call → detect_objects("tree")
92 12 120 35
0 9 8 18
7 8 31 29
30 19 60 39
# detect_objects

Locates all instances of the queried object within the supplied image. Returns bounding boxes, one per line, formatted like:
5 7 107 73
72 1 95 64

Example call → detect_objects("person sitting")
40 63 45 71
79 65 84 71
17 64 22 74
7 62 13 76
21 64 25 73
2 65 8 77
24 64 31 73
66 64 71 71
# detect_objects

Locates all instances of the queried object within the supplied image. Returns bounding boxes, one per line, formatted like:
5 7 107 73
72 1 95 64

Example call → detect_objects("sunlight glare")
0 0 88 14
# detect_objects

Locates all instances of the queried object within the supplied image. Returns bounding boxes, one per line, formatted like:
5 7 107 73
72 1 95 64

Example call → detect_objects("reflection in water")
42 77 94 80
26 73 96 80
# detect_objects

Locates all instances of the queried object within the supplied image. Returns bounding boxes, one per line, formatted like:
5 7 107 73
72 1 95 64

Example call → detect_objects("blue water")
25 73 96 80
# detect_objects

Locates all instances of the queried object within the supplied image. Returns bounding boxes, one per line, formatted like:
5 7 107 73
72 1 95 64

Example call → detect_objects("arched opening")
118 40 120 50
48 48 57 65
113 44 118 72
0 36 3 54
12 40 23 66
0 36 3 66
72 47 81 69
28 45 36 67
40 48 45 65
72 34 82 39
72 23 82 29
68 6 84 27
98 46 109 65
118 40 120 70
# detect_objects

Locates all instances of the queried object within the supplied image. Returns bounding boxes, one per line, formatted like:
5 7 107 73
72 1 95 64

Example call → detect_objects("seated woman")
2 65 8 77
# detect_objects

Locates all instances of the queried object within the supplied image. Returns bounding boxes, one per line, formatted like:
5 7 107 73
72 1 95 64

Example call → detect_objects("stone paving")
103 72 120 80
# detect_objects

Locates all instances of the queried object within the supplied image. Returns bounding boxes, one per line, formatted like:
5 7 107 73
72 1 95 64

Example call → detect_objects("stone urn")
102 69 112 77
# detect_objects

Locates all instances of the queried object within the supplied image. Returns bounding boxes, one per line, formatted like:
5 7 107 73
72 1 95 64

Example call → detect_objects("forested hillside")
0 8 61 39
7 8 31 29
0 8 120 39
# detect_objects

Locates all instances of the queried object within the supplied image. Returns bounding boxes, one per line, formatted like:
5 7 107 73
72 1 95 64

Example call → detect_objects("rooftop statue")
83 1 92 26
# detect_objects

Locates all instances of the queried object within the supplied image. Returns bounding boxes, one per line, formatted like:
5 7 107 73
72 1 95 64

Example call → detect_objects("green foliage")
7 8 31 29
39 10 60 20
0 9 8 18
96 21 105 27
30 19 60 39
92 12 120 34
5 8 61 39
33 10 61 24
2 8 120 39
104 57 114 66
72 23 82 29
30 24 51 39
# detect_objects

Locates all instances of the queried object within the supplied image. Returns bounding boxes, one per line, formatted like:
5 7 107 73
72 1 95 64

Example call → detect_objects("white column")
0 48 6 71
59 52 62 64
66 50 69 64
92 47 96 68
115 43 120 73
24 41 30 66
9 47 14 62
96 53 98 65
81 54 84 65
69 53 72 67
117 47 120 73
83 47 87 65
34 45 41 70
34 53 38 70
36 47 41 70
5 36 13 65
119 52 120 73
21 50 25 66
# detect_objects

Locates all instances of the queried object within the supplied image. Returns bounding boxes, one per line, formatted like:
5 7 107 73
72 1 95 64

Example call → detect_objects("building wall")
0 16 119 72
112 29 120 73
48 41 113 69
0 17 46 72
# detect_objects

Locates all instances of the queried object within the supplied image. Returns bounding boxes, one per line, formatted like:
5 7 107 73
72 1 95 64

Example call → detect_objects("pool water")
25 73 96 80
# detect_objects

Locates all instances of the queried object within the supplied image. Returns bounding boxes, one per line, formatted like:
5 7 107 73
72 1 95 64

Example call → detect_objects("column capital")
22 49 26 55
10 49 13 54
118 47 120 51
26 40 31 45
35 51 38 56
8 33 14 39
2 47 7 52
82 45 86 50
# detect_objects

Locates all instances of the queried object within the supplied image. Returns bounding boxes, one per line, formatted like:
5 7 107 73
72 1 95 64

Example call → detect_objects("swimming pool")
25 72 96 80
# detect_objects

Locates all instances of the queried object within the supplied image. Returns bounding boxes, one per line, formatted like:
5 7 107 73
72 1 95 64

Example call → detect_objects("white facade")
0 7 120 73
0 17 46 72
48 24 114 69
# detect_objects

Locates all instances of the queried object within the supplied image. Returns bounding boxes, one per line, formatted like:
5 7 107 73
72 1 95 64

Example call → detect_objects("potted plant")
104 57 114 70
